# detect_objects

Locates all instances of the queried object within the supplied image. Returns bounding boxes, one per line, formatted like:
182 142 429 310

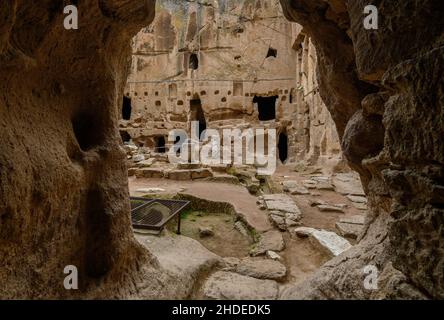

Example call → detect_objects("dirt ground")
129 164 366 287
171 210 251 258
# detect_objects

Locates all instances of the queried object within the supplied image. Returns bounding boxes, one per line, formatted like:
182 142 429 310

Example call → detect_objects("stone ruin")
0 0 443 300
120 0 343 170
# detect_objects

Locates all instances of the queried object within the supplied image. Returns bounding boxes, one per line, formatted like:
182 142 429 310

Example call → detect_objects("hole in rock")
266 47 277 58
122 96 132 120
190 98 207 139
254 95 277 121
278 131 288 163
120 131 131 143
72 111 105 151
189 53 199 70
155 136 166 153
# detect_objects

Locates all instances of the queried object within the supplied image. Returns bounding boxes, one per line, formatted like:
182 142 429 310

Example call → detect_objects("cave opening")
155 136 166 153
189 53 199 70
278 131 288 163
266 47 277 58
72 111 105 151
122 96 132 120
190 98 207 140
253 95 277 121
120 131 131 144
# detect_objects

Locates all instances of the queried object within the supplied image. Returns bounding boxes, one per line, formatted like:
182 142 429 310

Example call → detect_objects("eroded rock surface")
0 0 177 299
280 0 444 299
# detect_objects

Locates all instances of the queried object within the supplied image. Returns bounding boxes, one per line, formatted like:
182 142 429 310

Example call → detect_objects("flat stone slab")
136 158 156 167
317 205 345 213
263 194 302 220
269 214 286 231
336 222 363 239
332 174 365 196
167 169 192 180
251 230 285 256
266 251 282 261
135 168 164 179
346 195 367 204
316 182 335 191
235 258 287 280
352 202 368 210
264 194 302 230
191 168 213 180
339 215 365 225
203 271 278 300
135 187 165 194
282 181 310 195
293 227 352 257
302 180 318 189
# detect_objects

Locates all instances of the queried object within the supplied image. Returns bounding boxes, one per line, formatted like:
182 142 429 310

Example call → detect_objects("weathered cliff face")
121 0 342 166
280 0 444 299
0 0 179 299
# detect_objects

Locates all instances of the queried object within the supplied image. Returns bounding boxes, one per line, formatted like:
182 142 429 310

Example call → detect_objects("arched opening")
122 96 132 120
189 53 199 70
190 98 207 140
253 95 277 121
278 131 288 163
155 136 166 153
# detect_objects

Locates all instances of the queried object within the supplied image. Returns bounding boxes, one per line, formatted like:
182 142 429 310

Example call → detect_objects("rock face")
0 0 180 299
280 0 444 299
136 233 222 299
120 0 342 167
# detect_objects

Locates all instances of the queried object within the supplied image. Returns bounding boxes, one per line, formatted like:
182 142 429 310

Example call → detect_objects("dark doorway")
120 131 131 143
189 53 199 70
266 47 277 58
122 96 132 120
190 99 207 140
278 131 288 163
155 136 166 153
254 95 277 121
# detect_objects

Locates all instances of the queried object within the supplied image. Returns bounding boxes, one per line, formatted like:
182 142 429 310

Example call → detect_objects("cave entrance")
155 136 166 153
278 131 288 163
190 99 206 140
120 131 131 144
253 95 277 121
189 53 199 70
122 96 132 120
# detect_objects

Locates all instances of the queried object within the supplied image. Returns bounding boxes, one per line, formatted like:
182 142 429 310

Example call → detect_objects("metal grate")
130 197 189 233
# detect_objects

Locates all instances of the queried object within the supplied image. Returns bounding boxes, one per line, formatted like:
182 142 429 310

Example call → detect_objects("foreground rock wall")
0 0 175 299
280 0 444 299
121 0 342 166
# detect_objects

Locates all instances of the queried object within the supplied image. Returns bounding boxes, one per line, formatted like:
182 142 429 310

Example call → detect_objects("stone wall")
120 0 342 166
